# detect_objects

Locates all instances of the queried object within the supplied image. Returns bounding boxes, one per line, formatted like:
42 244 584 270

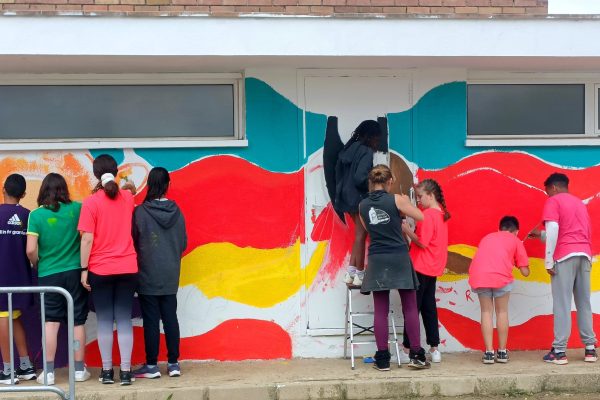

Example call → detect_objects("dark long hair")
417 179 451 221
344 120 382 151
144 167 170 203
37 173 71 212
92 154 119 200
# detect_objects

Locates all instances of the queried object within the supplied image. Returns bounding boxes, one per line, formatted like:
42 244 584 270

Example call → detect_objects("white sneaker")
343 271 355 284
430 349 442 363
352 274 363 286
75 368 91 382
37 371 55 385
399 349 410 364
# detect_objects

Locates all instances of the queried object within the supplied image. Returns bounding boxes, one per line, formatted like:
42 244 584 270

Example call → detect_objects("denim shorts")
473 282 513 298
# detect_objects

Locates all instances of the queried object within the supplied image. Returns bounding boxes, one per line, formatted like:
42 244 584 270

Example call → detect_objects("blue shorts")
473 282 513 298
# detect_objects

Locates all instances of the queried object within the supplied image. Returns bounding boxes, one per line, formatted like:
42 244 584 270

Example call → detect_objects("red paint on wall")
438 308 600 351
139 156 304 253
423 168 547 257
85 319 292 366
311 204 355 280
421 152 600 200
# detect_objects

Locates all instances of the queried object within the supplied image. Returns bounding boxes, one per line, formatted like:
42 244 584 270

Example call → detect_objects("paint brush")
522 221 542 242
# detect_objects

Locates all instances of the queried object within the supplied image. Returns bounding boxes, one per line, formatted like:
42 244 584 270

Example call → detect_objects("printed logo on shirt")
7 214 22 226
368 207 390 225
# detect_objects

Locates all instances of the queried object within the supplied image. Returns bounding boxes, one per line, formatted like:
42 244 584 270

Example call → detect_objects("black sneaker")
372 350 391 371
407 348 431 369
496 350 509 363
16 366 36 381
119 370 135 386
99 369 114 384
482 351 495 364
0 371 19 385
543 348 568 365
585 348 598 363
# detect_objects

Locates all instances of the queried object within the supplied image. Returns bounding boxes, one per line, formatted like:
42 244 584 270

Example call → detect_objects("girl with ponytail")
78 154 138 385
401 179 450 364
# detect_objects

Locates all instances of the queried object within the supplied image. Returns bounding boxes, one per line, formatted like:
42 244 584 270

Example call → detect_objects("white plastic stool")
343 285 401 369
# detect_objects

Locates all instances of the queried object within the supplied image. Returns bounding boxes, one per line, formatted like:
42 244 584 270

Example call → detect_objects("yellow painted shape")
447 244 477 259
304 241 328 289
443 244 600 291
180 240 327 308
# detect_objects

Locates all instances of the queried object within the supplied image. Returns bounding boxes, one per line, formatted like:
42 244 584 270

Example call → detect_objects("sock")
75 361 84 372
498 349 507 353
355 269 365 279
3 362 11 374
46 362 55 374
168 362 179 367
586 345 595 350
19 356 32 370
347 265 357 274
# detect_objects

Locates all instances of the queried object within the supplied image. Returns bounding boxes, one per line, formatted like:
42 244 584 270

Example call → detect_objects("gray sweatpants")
551 256 596 352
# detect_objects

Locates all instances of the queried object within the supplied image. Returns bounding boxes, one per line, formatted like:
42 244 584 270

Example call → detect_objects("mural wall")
2 68 600 366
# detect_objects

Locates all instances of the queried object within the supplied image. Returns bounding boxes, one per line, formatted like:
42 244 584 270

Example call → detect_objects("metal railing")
0 286 75 400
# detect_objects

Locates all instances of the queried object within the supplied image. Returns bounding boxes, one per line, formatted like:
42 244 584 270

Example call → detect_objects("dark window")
467 84 585 136
0 84 236 140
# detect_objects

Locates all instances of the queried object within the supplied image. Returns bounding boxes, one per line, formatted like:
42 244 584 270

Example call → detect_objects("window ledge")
466 135 600 147
0 138 248 151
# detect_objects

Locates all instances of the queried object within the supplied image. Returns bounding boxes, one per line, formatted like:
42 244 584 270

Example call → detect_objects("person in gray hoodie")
132 167 187 379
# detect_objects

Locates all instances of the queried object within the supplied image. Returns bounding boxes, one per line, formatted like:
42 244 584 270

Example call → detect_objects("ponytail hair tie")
101 173 115 187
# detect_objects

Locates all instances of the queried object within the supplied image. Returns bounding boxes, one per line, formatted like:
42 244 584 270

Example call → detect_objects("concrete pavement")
3 350 600 399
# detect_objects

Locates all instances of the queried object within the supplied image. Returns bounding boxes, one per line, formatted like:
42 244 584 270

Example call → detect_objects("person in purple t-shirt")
0 174 36 384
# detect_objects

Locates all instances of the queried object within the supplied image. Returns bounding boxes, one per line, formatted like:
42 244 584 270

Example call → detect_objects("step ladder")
343 285 402 369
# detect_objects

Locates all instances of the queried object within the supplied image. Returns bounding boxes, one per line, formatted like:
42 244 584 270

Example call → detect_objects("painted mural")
2 69 600 367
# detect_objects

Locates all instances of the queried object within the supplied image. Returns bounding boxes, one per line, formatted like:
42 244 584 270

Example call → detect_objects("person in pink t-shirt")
469 216 529 365
529 172 597 365
401 179 449 364
78 154 138 386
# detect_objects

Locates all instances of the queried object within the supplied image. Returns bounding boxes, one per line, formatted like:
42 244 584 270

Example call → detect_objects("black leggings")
89 272 137 370
402 272 440 348
138 294 180 365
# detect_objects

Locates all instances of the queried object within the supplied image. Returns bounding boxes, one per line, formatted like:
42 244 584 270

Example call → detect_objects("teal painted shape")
305 111 327 160
390 81 600 169
135 78 302 172
388 82 468 169
387 109 413 160
89 149 125 166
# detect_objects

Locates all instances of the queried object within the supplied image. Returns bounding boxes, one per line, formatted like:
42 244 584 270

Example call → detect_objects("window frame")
0 73 246 150
466 72 600 147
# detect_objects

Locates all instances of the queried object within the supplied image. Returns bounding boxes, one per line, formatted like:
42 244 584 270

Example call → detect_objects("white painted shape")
176 285 305 338
549 0 600 14
303 76 411 140
245 69 299 108
412 69 467 105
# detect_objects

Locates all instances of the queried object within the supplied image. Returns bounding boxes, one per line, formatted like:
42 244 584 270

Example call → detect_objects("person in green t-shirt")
25 173 90 385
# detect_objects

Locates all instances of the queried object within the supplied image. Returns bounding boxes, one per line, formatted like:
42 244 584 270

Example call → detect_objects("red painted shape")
136 156 304 253
438 308 600 351
421 152 600 200
421 168 548 257
311 203 355 280
85 319 292 366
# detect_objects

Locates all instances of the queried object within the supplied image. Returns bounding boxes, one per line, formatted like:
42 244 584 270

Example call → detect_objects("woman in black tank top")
358 165 431 371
